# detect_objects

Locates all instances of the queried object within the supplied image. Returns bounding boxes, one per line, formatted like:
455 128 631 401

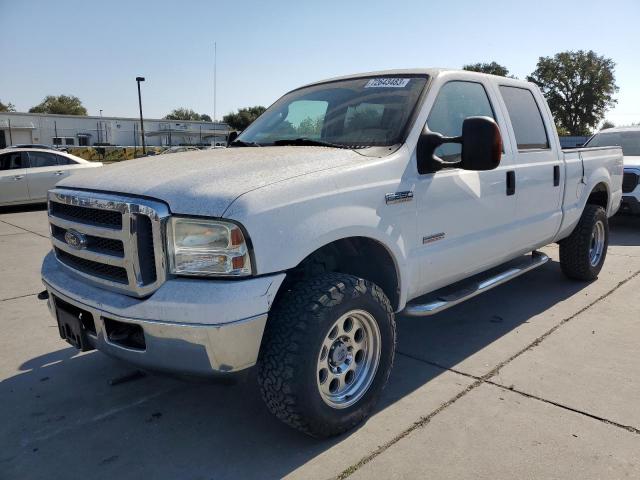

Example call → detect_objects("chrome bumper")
44 284 268 376
41 251 286 376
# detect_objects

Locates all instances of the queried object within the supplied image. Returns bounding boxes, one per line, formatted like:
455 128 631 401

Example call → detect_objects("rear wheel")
258 273 396 438
560 204 609 280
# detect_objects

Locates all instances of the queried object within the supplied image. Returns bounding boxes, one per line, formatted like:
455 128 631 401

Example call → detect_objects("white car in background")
585 126 640 214
0 148 102 206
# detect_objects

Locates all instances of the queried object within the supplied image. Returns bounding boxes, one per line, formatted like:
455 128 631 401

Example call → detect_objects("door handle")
12 175 25 180
506 170 516 196
553 165 560 186
54 171 65 176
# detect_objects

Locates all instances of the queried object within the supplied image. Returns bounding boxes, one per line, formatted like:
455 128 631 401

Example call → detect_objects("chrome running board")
403 251 549 317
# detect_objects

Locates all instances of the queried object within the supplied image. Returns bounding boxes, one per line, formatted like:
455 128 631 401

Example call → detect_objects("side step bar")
403 251 549 317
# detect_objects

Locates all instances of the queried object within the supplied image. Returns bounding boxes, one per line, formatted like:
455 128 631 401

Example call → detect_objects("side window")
28 152 59 168
427 81 495 161
499 86 549 150
0 152 24 170
55 155 77 165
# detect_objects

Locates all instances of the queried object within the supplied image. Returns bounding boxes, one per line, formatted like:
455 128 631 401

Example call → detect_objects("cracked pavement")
1 207 639 479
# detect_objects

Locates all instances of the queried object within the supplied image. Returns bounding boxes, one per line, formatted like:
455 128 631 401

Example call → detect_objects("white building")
0 112 230 149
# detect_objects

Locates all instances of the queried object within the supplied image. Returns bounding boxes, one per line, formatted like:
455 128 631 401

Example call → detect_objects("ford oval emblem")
64 229 87 250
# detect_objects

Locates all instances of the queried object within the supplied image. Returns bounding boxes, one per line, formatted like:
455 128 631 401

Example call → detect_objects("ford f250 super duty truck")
41 69 623 437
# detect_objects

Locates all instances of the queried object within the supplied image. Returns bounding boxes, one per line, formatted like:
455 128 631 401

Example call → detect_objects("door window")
499 86 549 150
55 155 77 165
0 152 24 170
27 152 59 168
427 81 495 162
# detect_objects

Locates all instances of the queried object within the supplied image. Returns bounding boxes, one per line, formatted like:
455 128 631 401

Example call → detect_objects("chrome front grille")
48 188 169 297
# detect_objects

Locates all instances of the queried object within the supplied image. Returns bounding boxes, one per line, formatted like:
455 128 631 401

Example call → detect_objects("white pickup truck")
41 69 623 437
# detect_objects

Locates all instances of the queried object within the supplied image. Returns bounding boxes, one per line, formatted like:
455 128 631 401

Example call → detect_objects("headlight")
167 217 252 276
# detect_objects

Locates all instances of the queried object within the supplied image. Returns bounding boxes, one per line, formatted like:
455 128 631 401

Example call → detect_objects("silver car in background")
0 148 102 206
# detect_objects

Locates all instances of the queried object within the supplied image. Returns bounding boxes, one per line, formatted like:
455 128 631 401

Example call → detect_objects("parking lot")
1 206 639 479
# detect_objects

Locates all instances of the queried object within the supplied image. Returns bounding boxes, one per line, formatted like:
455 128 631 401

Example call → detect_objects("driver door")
413 78 518 297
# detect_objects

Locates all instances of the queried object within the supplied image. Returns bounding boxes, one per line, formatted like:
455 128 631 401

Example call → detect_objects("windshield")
585 131 640 156
236 75 428 148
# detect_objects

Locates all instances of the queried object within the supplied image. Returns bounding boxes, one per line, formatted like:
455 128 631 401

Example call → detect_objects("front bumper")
42 252 286 376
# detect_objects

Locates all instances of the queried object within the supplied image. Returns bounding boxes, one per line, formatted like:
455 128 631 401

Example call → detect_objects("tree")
164 108 212 122
527 50 618 136
463 61 512 77
223 106 266 131
0 99 16 112
29 95 87 115
600 120 615 130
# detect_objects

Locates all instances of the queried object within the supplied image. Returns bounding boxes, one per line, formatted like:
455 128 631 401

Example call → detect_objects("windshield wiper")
230 139 261 147
272 138 356 149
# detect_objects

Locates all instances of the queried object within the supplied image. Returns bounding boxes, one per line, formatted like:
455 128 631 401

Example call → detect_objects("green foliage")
0 99 16 112
223 106 267 131
600 120 615 130
29 95 87 115
463 62 512 77
164 108 212 122
527 50 618 136
296 117 323 137
68 146 165 162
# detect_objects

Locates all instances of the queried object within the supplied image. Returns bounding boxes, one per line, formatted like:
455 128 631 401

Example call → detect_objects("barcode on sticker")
364 78 410 88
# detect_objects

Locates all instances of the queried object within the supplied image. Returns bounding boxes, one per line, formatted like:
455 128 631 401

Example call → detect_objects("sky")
1 0 638 126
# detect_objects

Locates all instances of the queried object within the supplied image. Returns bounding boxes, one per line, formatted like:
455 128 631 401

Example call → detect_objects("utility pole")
213 41 217 145
136 77 146 154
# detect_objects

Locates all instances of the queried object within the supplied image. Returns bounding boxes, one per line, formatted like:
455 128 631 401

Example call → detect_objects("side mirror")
417 116 502 174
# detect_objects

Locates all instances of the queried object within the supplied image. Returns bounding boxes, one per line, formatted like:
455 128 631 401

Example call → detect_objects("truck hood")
624 156 640 169
57 146 364 217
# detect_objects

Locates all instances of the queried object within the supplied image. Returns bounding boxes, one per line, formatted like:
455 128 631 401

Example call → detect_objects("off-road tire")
559 204 609 280
257 272 396 438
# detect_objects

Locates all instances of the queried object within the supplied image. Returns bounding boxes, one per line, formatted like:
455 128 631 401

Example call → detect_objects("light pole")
136 76 146 154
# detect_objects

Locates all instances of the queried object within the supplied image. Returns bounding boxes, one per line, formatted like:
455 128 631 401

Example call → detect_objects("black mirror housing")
459 116 502 171
417 116 502 174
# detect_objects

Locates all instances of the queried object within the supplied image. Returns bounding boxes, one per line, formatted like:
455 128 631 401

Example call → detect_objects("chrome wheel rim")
589 220 606 267
316 309 381 409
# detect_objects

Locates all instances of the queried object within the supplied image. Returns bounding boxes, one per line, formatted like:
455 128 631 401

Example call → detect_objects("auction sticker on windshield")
365 78 410 88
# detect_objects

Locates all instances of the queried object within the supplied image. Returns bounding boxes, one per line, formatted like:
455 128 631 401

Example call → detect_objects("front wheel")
559 204 609 280
257 273 396 438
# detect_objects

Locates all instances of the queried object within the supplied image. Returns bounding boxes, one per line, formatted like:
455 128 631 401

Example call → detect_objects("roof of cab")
299 68 533 90
598 126 640 133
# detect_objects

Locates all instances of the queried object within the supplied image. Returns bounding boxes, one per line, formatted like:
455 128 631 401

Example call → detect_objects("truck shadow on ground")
1 258 599 480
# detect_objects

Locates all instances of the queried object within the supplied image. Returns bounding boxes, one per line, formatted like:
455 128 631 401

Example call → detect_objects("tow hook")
37 290 49 300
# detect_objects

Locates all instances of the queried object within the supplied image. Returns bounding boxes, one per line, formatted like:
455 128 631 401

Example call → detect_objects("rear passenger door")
25 151 68 201
497 85 563 249
0 151 29 204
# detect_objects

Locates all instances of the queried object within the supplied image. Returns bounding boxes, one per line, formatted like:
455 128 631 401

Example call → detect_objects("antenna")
213 41 217 144
214 42 217 122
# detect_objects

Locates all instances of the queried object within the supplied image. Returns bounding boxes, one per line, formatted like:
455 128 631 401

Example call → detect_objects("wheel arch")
278 236 402 312
586 182 609 211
